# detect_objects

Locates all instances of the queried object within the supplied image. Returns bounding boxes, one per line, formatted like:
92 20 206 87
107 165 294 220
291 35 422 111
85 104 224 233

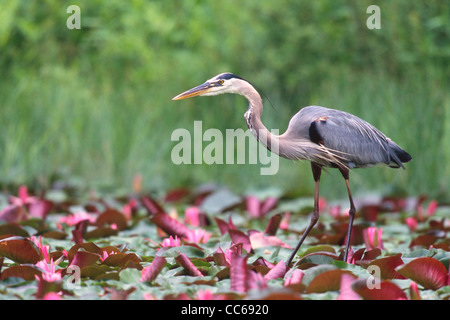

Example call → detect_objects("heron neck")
241 85 279 154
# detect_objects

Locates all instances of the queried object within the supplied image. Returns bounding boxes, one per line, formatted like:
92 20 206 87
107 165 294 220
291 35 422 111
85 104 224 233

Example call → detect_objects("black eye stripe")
215 73 248 82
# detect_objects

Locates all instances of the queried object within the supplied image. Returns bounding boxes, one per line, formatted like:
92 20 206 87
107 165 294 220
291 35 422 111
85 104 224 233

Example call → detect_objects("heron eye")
218 80 224 85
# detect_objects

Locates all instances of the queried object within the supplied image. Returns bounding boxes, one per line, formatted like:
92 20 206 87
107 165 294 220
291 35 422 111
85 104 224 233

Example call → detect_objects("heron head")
172 73 248 100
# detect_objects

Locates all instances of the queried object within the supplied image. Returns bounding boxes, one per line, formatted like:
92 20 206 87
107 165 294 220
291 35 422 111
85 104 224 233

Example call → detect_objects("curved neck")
239 83 279 153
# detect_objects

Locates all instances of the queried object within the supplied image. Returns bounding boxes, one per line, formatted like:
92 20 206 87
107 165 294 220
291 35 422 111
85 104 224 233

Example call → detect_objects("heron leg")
339 167 356 262
286 163 322 267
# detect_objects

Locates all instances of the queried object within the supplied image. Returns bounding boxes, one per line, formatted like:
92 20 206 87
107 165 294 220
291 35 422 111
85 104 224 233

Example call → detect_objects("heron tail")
388 142 412 169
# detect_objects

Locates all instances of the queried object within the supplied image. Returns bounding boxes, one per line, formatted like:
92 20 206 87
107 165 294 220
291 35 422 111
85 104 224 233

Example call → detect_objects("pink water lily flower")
59 211 96 227
0 185 52 222
328 205 349 218
246 196 278 218
338 273 361 300
409 281 421 300
42 292 62 300
417 199 438 221
160 235 181 248
36 259 62 283
122 198 138 220
185 206 201 227
195 289 226 300
363 227 384 250
284 269 304 287
279 212 291 230
406 217 418 232
100 250 118 262
246 270 268 290
215 246 233 267
185 229 211 244
30 236 51 263
318 197 328 213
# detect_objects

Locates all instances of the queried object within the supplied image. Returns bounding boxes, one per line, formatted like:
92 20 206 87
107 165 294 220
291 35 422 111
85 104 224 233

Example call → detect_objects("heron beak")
172 82 212 100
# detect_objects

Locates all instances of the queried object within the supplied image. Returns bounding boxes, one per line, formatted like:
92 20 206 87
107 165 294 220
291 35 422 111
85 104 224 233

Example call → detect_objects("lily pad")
0 224 30 238
69 251 100 269
352 279 407 300
306 269 356 293
0 264 42 280
101 252 141 268
150 213 191 238
396 257 448 290
96 209 128 230
368 253 405 280
0 236 41 264
140 255 167 282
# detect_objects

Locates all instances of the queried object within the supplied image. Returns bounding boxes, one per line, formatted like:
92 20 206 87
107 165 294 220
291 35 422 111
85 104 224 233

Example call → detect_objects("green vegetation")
0 1 449 200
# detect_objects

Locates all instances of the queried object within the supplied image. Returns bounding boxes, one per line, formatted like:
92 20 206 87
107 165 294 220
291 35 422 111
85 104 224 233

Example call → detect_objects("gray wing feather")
288 106 402 168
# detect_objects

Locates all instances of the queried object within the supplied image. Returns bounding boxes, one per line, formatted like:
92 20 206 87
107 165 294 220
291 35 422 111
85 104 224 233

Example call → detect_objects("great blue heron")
172 72 412 267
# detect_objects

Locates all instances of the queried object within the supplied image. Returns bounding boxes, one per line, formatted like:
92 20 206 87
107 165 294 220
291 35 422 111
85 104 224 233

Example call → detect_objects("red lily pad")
249 231 291 249
141 196 165 215
213 252 229 267
214 217 230 236
246 196 261 218
40 230 67 240
260 197 278 216
433 243 450 251
28 199 53 220
0 264 42 280
352 279 407 300
96 208 128 230
253 257 275 268
409 234 439 248
140 255 167 282
230 253 248 293
396 257 448 290
246 196 278 218
164 188 190 202
361 248 382 261
306 269 356 293
71 220 89 243
214 216 236 235
0 236 41 264
0 205 28 223
264 260 286 280
229 229 252 253
80 264 113 279
150 213 191 239
67 242 101 262
69 251 100 269
264 213 282 236
102 252 141 269
0 223 30 238
85 226 119 239
368 253 406 280
349 247 366 263
361 204 380 222
175 252 204 277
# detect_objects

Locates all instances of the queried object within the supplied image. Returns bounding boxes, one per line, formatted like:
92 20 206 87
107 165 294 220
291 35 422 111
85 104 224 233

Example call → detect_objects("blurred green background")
0 0 449 200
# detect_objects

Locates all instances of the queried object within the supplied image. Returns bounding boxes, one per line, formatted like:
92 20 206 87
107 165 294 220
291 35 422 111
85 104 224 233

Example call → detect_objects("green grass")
0 64 447 200
0 1 448 200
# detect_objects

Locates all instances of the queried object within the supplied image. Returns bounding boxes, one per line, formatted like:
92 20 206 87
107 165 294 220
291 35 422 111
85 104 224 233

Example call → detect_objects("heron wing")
301 107 399 168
